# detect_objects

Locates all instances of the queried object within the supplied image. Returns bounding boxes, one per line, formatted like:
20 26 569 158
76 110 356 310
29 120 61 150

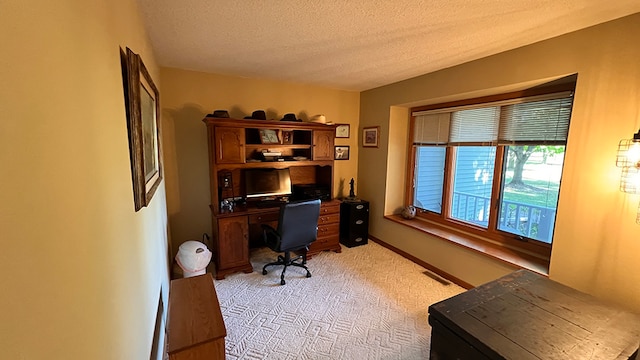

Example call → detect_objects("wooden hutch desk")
203 117 342 279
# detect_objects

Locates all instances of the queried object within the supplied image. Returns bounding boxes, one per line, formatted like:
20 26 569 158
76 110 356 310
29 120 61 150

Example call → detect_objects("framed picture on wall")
124 47 163 211
363 126 379 147
336 124 350 138
334 145 350 160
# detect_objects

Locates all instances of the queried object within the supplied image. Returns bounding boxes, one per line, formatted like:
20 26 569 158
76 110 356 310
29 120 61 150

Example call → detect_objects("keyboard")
254 200 288 208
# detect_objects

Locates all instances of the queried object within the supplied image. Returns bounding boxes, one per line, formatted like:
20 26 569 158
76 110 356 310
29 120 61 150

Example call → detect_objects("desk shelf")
245 144 313 150
216 160 333 171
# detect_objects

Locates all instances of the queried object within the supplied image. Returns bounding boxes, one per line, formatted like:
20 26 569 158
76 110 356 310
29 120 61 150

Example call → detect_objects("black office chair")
262 199 321 285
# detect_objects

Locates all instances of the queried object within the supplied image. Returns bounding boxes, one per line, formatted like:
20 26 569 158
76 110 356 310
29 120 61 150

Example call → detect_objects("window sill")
384 214 549 276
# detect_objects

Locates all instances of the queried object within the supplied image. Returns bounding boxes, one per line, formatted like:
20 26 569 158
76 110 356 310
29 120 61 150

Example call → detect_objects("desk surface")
429 270 640 360
213 199 341 218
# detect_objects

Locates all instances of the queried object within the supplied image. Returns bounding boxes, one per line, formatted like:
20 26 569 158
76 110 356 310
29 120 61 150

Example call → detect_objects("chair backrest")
276 199 321 252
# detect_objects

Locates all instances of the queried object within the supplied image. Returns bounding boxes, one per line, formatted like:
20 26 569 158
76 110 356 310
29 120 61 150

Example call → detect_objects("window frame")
406 83 575 259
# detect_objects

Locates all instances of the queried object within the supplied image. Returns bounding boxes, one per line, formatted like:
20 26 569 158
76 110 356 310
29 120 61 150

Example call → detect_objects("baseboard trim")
369 236 474 289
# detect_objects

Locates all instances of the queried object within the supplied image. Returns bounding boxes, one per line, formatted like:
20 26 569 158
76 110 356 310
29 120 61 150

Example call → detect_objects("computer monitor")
244 168 292 199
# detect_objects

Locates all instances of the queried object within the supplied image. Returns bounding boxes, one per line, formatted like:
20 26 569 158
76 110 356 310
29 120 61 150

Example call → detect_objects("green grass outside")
502 167 561 208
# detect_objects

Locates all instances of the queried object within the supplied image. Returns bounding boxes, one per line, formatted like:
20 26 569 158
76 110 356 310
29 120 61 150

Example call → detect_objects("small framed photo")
259 129 280 144
363 126 379 147
334 145 350 160
336 124 350 138
282 130 293 144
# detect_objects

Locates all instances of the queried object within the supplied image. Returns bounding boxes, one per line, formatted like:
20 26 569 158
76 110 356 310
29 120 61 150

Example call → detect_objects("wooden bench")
167 273 226 360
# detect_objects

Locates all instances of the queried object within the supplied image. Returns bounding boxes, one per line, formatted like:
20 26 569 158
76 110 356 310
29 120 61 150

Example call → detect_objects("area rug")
213 241 465 359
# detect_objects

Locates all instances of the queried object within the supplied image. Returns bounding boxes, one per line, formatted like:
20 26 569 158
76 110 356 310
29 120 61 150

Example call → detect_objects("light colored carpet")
213 241 465 360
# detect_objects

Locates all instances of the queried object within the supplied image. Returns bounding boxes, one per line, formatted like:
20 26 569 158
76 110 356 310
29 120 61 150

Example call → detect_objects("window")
450 146 496 227
414 146 445 213
408 86 574 257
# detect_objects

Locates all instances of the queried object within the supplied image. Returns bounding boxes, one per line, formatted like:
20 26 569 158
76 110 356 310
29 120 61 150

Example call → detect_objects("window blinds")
413 113 450 144
498 96 573 144
449 107 499 145
412 92 573 146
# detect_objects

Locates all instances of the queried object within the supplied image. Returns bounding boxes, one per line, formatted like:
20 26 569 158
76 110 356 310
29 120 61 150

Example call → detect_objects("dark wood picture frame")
125 47 162 211
334 145 350 160
363 126 379 147
282 130 293 144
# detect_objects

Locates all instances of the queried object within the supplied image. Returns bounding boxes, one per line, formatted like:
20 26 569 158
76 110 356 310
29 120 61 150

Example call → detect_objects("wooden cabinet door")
216 216 249 269
214 127 245 164
312 130 334 160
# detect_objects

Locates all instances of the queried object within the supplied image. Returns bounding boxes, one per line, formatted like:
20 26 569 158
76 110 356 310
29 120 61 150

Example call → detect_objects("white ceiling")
136 1 640 91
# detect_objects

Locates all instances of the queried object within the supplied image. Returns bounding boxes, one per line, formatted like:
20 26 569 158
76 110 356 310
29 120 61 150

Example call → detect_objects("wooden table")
428 270 640 360
167 273 226 360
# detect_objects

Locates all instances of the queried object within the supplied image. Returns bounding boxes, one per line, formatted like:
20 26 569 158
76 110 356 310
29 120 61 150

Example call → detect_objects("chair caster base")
262 251 313 285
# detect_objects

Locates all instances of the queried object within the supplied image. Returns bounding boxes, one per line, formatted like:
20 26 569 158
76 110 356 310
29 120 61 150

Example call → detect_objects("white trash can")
176 241 212 278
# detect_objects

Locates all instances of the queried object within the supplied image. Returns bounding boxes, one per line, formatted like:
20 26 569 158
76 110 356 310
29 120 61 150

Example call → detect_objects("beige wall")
160 68 360 256
360 13 640 312
0 1 170 359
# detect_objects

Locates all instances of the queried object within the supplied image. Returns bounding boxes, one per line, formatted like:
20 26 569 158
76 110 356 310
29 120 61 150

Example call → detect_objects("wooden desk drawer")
248 211 279 224
314 233 339 246
308 201 342 257
320 202 340 215
318 213 340 225
318 222 339 237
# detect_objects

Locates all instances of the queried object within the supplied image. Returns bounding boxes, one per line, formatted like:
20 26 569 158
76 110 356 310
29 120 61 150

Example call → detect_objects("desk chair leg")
262 256 283 275
290 262 312 278
262 252 312 285
280 266 287 285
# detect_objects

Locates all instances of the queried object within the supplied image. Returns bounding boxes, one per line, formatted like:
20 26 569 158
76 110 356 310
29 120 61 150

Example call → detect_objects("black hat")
244 110 267 120
280 113 301 122
207 110 229 118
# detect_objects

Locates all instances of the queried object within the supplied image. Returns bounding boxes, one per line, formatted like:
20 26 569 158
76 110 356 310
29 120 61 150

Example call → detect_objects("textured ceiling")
136 1 640 91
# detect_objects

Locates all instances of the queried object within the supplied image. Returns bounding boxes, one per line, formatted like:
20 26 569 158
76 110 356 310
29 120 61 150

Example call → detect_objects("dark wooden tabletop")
429 270 640 360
